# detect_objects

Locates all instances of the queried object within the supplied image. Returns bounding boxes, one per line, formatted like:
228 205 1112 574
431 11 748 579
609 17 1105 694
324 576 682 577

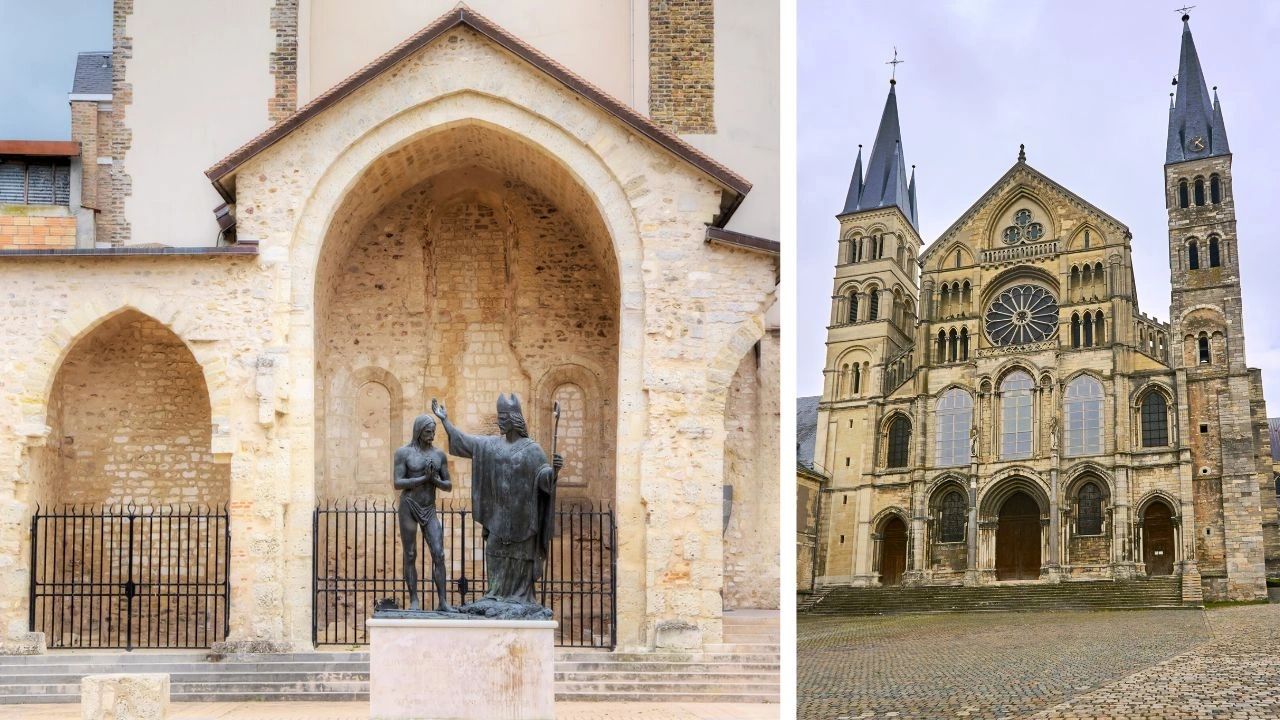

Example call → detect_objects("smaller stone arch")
992 359 1041 387
1135 490 1181 519
978 471 1050 518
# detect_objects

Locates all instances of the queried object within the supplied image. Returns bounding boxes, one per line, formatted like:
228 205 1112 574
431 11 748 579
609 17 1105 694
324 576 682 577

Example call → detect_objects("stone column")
964 472 980 586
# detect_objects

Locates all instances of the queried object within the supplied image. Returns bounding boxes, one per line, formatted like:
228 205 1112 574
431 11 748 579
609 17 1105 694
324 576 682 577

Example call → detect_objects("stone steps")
0 644 781 704
810 577 1190 615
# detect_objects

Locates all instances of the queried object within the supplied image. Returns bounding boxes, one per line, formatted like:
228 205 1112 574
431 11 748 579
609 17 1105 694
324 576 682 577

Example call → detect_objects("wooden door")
1143 502 1175 576
880 517 907 586
996 492 1041 580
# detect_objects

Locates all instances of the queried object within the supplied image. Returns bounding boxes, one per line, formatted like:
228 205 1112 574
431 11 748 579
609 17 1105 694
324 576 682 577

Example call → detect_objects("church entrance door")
1143 502 1175 577
996 491 1041 580
879 517 907 586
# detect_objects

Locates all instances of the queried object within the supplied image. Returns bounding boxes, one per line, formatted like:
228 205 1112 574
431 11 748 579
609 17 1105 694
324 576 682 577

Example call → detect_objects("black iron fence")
313 498 616 648
29 504 230 650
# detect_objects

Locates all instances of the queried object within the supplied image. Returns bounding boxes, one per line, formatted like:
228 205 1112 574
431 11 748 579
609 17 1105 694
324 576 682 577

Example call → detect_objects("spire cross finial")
1175 5 1195 18
886 47 904 82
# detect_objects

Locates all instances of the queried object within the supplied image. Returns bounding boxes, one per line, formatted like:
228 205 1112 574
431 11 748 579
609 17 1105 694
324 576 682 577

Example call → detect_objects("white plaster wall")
123 0 275 248
681 0 780 243
302 0 638 108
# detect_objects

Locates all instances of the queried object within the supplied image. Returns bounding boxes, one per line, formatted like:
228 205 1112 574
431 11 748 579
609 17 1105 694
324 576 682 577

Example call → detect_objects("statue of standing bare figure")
392 414 454 612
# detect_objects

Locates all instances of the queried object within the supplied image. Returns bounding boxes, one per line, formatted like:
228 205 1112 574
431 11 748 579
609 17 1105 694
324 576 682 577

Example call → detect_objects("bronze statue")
393 414 454 612
432 394 562 617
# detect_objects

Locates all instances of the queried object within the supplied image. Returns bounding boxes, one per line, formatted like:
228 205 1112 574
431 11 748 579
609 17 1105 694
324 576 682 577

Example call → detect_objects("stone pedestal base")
81 673 169 720
369 618 556 720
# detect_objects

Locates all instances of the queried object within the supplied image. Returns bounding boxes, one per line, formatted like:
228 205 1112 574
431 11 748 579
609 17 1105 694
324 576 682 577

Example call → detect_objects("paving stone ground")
799 607 1222 720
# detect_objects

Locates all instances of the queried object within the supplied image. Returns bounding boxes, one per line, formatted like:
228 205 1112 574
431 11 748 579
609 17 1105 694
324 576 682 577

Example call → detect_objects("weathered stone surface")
81 673 169 720
368 618 554 720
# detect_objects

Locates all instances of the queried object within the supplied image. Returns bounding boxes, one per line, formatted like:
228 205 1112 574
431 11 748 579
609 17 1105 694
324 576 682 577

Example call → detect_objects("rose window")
1001 208 1045 245
984 284 1059 346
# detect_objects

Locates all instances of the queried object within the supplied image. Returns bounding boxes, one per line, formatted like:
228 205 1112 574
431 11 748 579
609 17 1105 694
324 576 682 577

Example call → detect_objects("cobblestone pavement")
1030 603 1280 719
799 608 1213 719
0 701 781 719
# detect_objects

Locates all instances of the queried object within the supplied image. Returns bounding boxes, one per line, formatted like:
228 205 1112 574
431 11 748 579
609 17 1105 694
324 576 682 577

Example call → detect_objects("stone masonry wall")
648 0 715 133
48 311 228 506
70 102 99 210
317 173 619 504
105 0 134 246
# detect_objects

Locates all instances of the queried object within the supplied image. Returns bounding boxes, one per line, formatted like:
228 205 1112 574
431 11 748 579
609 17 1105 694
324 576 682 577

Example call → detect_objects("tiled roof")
1268 418 1280 462
797 395 820 470
71 52 112 96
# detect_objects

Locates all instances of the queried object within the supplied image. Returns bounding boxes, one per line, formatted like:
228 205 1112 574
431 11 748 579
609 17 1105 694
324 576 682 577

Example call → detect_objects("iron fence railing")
29 504 230 650
313 498 616 648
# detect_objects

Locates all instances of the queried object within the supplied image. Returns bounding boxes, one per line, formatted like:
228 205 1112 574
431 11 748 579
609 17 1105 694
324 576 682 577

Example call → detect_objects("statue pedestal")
368 618 557 720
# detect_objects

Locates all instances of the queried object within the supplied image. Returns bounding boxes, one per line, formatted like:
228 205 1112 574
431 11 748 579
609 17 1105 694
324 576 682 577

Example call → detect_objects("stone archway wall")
226 26 775 651
43 309 228 506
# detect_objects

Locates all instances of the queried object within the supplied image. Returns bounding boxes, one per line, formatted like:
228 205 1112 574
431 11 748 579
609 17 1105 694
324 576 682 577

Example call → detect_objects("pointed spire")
843 145 864 216
907 165 918 229
1167 13 1228 163
1211 85 1230 154
842 80 918 229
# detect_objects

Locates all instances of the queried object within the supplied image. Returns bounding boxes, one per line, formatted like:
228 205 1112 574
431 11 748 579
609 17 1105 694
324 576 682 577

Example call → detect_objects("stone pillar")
1048 465 1061 570
964 472 980 586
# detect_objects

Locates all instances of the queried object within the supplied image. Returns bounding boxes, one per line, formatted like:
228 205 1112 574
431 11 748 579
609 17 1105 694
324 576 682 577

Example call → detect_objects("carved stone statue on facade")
432 394 562 619
1050 415 1060 452
392 414 454 612
969 424 979 460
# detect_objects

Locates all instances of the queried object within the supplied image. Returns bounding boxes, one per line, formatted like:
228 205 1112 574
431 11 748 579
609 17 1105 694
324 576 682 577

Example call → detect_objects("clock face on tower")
984 284 1059 346
1188 136 1206 152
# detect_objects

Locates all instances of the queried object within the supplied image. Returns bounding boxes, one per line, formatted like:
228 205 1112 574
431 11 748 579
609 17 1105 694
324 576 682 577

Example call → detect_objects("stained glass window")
886 416 911 469
1002 208 1044 245
985 285 1059 346
1141 392 1169 447
1000 371 1035 459
1077 482 1103 535
935 389 973 467
940 491 966 542
1065 375 1105 457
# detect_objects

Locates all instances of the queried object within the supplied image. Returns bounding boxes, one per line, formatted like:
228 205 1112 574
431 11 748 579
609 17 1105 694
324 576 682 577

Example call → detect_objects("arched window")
948 328 958 362
852 363 862 395
1188 240 1199 270
853 237 863 262
1178 179 1189 208
1077 482 1103 535
1000 371 1035 459
961 281 972 311
1070 266 1080 295
848 292 859 323
935 388 973 467
936 330 947 364
1209 237 1220 267
1064 375 1105 457
1083 311 1094 347
960 328 970 360
940 285 951 316
1094 312 1105 345
1210 175 1221 204
953 249 962 269
1071 313 1081 348
940 490 966 542
869 290 880 321
1194 178 1205 206
1140 391 1169 447
1083 229 1092 249
1198 333 1211 364
886 416 911 469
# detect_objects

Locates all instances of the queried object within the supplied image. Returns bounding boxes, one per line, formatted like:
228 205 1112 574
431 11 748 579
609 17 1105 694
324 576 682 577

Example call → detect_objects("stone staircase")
556 610 779 703
796 588 830 613
809 576 1190 615
0 611 779 705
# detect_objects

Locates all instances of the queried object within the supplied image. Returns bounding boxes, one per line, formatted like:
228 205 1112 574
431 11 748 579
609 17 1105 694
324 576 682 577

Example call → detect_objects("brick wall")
268 0 298 123
648 0 715 133
70 102 99 209
0 215 77 250
104 0 134 246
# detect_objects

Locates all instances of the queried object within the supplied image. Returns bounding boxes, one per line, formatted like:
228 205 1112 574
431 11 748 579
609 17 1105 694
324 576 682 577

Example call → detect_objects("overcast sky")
0 0 111 139
797 0 1280 410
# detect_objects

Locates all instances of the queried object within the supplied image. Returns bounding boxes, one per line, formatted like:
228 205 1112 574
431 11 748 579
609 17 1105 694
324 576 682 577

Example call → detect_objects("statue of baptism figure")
432 394 562 617
392 414 454 612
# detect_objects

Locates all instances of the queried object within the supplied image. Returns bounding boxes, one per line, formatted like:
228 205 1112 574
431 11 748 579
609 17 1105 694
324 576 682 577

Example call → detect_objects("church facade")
810 16 1277 602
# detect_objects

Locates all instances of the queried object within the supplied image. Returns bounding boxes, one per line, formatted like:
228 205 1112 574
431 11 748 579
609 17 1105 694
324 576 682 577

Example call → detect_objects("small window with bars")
0 158 72 206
